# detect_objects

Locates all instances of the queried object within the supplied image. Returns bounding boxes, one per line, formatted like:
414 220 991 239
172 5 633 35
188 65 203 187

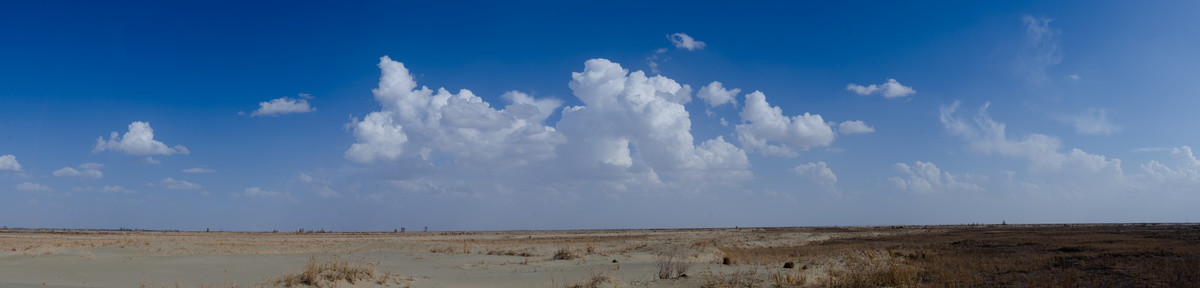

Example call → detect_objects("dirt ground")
1 223 1197 287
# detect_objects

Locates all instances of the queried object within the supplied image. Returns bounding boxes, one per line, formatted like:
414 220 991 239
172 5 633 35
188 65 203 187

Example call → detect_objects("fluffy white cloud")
846 79 915 98
347 57 752 196
235 187 295 201
94 122 189 156
668 33 706 51
1059 108 1120 136
16 182 51 192
888 161 986 194
0 154 22 174
793 161 838 190
250 95 315 117
53 163 103 179
346 56 563 167
183 167 215 174
140 156 161 164
940 101 1122 175
735 91 836 157
156 177 202 190
1020 15 1062 82
697 81 741 107
558 59 748 184
1140 146 1200 185
837 120 875 134
345 112 408 163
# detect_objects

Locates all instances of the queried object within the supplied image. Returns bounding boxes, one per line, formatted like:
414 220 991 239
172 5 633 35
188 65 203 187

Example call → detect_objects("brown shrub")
656 248 691 279
553 247 578 260
268 255 409 288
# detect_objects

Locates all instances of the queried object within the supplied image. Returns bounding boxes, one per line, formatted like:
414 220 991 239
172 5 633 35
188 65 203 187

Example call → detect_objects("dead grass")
700 269 761 288
267 255 410 287
656 247 691 279
716 224 1200 287
553 246 579 260
563 271 618 288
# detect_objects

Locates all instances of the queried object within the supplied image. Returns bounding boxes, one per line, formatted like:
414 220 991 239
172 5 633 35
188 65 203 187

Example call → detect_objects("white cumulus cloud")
889 161 986 194
668 33 706 51
250 95 315 117
697 81 741 107
837 120 875 134
846 79 915 98
53 163 103 179
793 161 838 191
346 56 563 167
0 154 22 174
347 57 752 196
736 91 836 157
94 122 189 156
558 59 748 185
1140 146 1200 186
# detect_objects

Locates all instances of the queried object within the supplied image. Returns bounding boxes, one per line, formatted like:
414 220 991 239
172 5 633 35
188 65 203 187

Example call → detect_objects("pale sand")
0 228 889 287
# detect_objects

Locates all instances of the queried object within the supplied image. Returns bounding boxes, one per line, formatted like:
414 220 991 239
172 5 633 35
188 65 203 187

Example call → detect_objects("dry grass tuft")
656 247 691 279
700 269 760 288
268 255 410 287
770 270 807 287
553 247 579 260
564 271 617 288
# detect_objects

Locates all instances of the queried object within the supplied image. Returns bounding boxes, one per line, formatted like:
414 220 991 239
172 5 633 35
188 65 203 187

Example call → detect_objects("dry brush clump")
563 271 618 288
656 247 692 279
267 255 410 288
553 246 579 260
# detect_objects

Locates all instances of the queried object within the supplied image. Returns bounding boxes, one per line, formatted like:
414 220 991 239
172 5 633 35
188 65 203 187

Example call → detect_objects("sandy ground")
0 228 868 288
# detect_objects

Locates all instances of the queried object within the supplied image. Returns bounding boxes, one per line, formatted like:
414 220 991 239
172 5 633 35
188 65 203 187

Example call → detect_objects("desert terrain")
1 224 1198 287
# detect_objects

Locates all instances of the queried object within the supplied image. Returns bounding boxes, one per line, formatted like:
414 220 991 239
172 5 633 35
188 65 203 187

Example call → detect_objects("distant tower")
424 226 428 232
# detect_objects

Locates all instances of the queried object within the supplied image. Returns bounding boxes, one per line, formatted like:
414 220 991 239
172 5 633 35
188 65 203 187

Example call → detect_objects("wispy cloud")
16 182 51 192
53 163 103 179
1019 14 1063 82
183 167 215 174
249 94 316 117
668 33 706 51
846 79 916 98
1058 108 1120 136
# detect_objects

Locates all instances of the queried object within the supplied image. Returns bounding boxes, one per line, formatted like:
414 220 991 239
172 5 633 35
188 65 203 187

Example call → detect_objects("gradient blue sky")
2 1 1199 231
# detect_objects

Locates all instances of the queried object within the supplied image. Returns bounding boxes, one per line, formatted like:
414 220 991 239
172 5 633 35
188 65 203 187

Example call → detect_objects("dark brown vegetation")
716 224 1200 287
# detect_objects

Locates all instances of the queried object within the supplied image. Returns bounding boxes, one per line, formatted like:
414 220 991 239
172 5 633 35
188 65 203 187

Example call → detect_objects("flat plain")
1 224 1198 287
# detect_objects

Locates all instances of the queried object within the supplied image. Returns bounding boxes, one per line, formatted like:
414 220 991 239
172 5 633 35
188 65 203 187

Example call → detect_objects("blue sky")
2 1 1199 231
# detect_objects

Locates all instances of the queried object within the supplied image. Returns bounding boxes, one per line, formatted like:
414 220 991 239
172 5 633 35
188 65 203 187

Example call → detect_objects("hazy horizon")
3 1 1200 232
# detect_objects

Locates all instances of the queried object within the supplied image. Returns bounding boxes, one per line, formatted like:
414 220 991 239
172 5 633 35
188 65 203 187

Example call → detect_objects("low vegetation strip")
714 224 1200 287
